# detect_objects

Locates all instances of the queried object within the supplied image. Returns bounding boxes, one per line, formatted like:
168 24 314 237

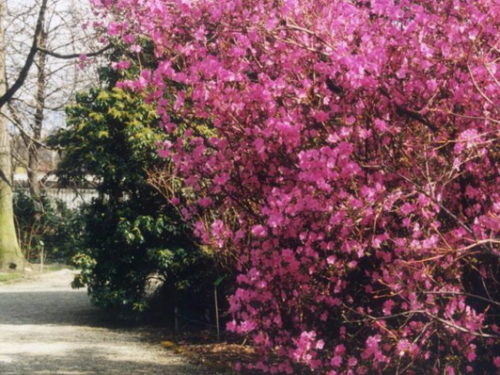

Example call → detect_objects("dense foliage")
49 68 222 320
14 191 82 263
93 1 499 373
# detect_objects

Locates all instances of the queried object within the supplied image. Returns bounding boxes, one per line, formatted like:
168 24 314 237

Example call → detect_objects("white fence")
15 187 98 210
45 188 98 210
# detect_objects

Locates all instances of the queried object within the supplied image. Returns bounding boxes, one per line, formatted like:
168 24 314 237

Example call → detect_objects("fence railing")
14 187 98 210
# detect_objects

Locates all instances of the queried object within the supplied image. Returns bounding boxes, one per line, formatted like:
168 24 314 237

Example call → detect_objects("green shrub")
14 191 83 263
50 61 228 322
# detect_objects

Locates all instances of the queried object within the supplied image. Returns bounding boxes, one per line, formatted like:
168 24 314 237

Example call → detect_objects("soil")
0 269 217 375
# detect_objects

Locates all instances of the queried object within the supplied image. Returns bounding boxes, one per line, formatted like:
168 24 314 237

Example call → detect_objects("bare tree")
0 0 104 270
7 0 102 203
0 0 48 270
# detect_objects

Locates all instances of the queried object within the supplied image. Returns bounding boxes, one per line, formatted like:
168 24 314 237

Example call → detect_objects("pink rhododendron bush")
92 0 499 373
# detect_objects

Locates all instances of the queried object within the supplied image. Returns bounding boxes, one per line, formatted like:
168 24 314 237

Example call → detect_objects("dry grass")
159 331 263 375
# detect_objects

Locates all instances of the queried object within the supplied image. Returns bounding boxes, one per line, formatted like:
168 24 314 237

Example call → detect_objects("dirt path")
0 270 212 375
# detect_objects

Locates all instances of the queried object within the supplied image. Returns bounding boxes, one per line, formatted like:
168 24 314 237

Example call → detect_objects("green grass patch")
0 272 24 283
31 263 74 272
0 263 74 284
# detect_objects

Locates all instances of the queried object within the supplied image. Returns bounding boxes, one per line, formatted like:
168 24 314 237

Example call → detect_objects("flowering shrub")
92 0 499 373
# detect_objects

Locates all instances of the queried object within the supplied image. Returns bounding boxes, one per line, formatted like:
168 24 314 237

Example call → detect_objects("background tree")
0 0 106 270
6 0 101 207
0 1 22 269
0 0 48 270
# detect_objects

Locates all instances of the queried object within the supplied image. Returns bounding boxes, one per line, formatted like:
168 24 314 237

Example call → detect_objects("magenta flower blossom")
92 0 499 372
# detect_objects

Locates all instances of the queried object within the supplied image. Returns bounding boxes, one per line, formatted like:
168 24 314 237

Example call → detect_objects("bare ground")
0 269 214 375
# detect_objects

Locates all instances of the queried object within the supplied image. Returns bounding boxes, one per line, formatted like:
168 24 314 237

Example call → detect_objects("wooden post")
213 276 225 341
39 240 44 273
174 306 179 334
40 245 44 273
214 285 220 341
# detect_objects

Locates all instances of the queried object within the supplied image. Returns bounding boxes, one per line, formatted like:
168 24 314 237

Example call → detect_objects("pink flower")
494 357 500 368
251 225 267 237
330 356 342 367
335 344 346 355
130 44 142 53
374 119 388 132
198 197 212 208
111 60 131 70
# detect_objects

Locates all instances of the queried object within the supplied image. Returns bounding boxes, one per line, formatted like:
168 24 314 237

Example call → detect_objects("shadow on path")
0 270 210 375
0 348 199 375
0 290 105 326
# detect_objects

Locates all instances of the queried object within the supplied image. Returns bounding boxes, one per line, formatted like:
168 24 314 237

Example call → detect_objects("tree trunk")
0 1 25 271
27 28 47 215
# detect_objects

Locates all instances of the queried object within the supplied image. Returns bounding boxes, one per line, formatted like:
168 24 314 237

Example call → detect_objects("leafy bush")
14 191 83 263
50 65 226 322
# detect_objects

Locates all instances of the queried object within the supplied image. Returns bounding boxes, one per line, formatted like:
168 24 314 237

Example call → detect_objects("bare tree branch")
37 44 112 60
1 109 54 150
0 0 49 108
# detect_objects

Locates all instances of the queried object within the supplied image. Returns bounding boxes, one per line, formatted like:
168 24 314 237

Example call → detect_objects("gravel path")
0 270 210 375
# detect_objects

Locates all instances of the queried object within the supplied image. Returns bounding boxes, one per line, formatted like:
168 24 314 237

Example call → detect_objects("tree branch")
37 44 112 60
0 0 49 108
423 290 500 308
379 87 438 132
0 109 55 150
